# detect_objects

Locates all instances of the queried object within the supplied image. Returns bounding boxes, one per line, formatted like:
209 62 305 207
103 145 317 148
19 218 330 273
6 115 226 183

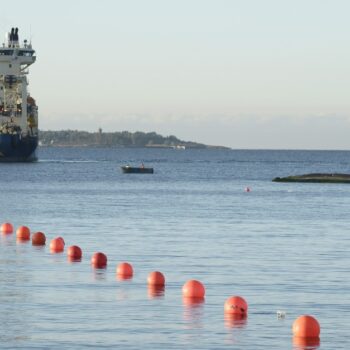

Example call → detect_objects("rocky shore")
273 173 350 183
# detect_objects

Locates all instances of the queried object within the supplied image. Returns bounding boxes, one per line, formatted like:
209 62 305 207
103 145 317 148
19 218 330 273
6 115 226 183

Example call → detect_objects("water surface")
1 148 349 349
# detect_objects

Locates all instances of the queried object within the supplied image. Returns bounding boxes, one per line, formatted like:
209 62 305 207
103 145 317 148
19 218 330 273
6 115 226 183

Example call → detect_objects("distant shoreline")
38 130 230 150
38 143 229 150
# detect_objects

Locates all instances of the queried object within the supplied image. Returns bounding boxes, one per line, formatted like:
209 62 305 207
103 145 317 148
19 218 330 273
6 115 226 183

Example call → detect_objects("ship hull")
0 134 38 162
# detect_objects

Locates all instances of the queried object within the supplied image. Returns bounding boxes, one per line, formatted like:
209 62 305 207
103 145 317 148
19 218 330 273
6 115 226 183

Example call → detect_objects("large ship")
0 27 38 162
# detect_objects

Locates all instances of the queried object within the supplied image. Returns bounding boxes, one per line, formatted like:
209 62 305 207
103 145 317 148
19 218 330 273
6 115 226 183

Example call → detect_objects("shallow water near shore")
1 147 350 349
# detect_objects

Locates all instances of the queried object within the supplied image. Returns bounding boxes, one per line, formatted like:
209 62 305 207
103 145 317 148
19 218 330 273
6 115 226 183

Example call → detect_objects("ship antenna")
29 24 32 46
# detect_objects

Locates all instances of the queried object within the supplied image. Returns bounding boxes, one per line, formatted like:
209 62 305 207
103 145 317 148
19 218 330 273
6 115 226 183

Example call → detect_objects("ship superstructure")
0 27 38 161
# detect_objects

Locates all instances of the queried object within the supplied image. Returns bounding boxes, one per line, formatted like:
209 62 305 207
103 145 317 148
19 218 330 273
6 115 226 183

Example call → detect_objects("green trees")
38 130 206 148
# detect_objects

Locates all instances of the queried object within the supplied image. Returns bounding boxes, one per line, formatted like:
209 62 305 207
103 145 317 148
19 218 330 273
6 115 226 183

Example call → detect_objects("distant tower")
97 127 102 144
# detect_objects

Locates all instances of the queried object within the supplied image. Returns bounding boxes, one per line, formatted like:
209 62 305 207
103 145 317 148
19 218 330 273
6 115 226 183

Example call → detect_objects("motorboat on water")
121 165 154 174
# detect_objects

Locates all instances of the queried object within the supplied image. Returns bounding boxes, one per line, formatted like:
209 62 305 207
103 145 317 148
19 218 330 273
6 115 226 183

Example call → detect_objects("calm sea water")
1 147 350 349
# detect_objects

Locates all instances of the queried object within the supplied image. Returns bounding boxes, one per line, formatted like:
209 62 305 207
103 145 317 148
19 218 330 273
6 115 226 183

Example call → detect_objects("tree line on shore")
38 129 209 148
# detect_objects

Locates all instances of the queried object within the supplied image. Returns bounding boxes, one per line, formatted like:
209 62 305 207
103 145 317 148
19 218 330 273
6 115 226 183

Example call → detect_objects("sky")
1 0 350 149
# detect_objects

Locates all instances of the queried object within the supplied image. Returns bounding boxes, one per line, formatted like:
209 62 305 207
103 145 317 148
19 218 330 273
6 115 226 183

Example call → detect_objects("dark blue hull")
121 166 154 174
0 134 38 162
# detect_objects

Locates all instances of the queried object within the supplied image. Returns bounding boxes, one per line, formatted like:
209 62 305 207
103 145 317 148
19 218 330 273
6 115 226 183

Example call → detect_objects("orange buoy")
67 245 82 259
147 271 165 286
91 252 107 268
224 296 248 315
50 237 65 252
16 225 30 240
57 236 65 245
116 262 133 277
32 232 46 246
182 279 205 298
1 222 13 234
292 315 320 338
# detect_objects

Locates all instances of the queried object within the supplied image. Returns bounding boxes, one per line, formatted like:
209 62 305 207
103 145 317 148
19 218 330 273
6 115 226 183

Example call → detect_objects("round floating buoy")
91 252 107 268
16 226 30 240
224 296 248 316
245 187 251 192
50 237 65 252
32 232 46 246
57 236 65 245
67 245 82 259
147 271 165 286
1 222 13 234
182 280 205 298
292 315 320 338
116 262 133 277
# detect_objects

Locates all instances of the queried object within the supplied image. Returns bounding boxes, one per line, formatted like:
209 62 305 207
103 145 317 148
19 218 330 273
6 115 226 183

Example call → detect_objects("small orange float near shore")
16 226 30 241
224 296 248 316
91 252 107 268
1 222 13 234
67 245 82 259
147 271 165 286
292 315 320 339
50 237 65 252
32 232 46 246
182 280 205 298
56 236 65 245
116 262 133 277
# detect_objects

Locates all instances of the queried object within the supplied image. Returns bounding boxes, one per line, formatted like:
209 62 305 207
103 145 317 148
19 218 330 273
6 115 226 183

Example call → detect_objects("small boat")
121 165 154 174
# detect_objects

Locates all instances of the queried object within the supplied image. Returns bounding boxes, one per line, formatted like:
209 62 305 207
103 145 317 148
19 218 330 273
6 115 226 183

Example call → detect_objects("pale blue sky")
2 0 350 148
